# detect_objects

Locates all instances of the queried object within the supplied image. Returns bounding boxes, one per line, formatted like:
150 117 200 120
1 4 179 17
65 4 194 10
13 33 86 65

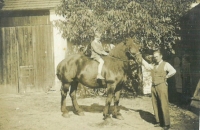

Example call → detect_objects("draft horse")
56 38 142 121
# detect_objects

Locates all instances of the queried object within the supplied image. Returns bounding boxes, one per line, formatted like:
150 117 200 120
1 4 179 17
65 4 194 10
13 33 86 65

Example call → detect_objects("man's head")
153 50 163 63
94 32 102 41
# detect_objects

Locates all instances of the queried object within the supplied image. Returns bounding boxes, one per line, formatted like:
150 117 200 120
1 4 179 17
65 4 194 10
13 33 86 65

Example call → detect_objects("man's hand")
103 52 109 56
142 59 153 70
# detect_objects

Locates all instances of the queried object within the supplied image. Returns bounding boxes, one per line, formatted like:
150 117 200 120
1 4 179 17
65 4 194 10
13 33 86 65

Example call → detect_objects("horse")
56 38 142 121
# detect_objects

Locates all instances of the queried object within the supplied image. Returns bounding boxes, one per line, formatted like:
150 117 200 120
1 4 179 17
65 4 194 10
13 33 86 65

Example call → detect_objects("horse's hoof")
77 112 85 116
104 117 113 123
62 113 70 118
103 115 113 123
113 115 124 120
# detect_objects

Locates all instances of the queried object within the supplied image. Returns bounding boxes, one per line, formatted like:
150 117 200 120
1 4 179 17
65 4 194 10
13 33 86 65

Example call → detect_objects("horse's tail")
56 61 64 81
56 73 61 81
56 66 62 81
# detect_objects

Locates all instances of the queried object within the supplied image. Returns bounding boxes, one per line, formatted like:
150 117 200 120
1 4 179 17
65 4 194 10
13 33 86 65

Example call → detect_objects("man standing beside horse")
143 49 176 130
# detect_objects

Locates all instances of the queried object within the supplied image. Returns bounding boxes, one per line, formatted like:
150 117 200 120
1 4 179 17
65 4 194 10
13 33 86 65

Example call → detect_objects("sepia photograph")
0 0 199 130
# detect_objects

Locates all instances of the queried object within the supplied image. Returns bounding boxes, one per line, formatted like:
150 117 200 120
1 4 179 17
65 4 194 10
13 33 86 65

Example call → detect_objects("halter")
127 51 141 65
127 51 141 58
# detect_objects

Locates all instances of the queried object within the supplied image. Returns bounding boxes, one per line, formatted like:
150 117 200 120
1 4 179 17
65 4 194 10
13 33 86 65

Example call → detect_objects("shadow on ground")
66 104 155 125
130 109 156 124
66 103 130 114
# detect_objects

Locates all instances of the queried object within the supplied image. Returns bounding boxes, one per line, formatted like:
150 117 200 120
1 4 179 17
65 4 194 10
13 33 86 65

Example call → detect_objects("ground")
0 91 198 130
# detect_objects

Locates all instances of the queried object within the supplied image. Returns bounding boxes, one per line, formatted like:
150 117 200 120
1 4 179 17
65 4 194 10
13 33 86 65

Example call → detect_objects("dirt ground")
0 91 199 130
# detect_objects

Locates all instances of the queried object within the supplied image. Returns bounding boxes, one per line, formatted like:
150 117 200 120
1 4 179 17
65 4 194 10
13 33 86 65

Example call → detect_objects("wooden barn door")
0 25 54 93
0 27 19 93
15 26 35 93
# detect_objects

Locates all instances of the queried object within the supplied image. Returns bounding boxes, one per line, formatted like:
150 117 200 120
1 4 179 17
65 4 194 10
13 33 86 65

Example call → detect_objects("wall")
50 10 67 90
0 10 55 93
179 3 200 95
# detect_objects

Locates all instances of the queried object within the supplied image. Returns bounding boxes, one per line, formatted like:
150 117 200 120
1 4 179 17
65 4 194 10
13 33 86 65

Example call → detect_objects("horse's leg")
103 84 115 121
60 83 70 118
112 88 124 120
69 81 84 116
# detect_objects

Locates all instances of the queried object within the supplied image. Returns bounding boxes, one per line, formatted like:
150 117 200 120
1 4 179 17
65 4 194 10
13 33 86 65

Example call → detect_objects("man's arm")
165 62 176 78
91 41 108 55
142 58 154 70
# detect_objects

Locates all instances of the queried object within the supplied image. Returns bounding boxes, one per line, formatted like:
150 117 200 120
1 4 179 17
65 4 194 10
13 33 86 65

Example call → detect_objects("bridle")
126 50 141 65
127 51 141 58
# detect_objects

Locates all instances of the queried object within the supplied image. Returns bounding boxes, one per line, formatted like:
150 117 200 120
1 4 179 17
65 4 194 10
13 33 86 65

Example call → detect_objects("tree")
55 0 195 95
55 0 195 53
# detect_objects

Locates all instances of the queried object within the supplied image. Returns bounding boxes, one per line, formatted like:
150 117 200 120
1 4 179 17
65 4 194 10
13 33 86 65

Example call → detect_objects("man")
142 50 176 130
91 32 108 80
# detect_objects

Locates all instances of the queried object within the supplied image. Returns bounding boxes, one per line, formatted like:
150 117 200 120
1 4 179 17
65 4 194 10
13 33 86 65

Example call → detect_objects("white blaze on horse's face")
129 45 138 54
136 53 142 64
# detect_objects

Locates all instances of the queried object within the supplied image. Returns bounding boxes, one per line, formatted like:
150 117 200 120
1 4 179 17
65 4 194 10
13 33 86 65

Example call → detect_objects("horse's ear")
138 44 142 50
125 38 132 45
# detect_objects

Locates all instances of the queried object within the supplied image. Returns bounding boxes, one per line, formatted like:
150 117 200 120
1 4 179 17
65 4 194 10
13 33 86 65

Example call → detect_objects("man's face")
153 52 162 63
95 36 101 41
95 33 101 41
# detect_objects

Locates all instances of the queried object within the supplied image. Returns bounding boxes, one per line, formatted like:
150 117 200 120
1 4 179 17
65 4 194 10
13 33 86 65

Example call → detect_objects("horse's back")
56 54 95 83
56 53 126 87
56 54 81 82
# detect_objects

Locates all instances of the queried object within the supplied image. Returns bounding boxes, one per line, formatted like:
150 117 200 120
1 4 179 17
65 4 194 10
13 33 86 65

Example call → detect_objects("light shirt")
91 39 106 55
142 59 176 78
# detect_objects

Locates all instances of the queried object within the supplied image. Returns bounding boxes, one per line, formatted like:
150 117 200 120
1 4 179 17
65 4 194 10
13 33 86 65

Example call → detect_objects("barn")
0 0 67 93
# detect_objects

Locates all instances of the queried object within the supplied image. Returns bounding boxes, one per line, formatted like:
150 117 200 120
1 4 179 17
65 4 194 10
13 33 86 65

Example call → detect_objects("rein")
108 51 141 63
108 55 130 62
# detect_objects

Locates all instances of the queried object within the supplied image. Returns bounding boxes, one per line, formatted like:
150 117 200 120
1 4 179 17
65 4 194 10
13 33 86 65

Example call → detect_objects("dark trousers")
151 83 170 126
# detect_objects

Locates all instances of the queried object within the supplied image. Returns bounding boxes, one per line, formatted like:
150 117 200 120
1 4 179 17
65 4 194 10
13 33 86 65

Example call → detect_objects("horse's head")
125 38 142 65
109 38 142 65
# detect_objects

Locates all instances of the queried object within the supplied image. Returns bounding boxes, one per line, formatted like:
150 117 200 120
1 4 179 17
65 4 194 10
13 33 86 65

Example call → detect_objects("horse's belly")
77 73 102 88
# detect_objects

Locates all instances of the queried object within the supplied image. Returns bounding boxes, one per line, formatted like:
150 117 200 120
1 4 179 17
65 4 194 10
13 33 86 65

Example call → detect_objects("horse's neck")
109 43 128 60
104 55 130 75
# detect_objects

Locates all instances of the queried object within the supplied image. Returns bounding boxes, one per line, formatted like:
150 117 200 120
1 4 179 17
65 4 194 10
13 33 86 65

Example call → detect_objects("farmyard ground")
0 91 198 130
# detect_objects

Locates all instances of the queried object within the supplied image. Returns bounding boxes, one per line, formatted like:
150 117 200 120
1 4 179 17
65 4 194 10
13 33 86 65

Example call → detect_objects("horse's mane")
104 42 128 73
108 38 140 59
109 42 127 59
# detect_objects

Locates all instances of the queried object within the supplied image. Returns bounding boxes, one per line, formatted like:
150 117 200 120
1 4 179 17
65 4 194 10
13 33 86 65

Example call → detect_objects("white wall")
50 10 67 90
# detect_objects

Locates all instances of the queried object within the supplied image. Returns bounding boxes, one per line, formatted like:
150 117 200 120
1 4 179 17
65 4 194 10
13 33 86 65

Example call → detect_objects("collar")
158 60 163 65
154 60 163 66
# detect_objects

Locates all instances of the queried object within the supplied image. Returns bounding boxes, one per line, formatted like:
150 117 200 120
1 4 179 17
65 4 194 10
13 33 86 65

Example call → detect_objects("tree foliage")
55 0 195 53
0 0 4 8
